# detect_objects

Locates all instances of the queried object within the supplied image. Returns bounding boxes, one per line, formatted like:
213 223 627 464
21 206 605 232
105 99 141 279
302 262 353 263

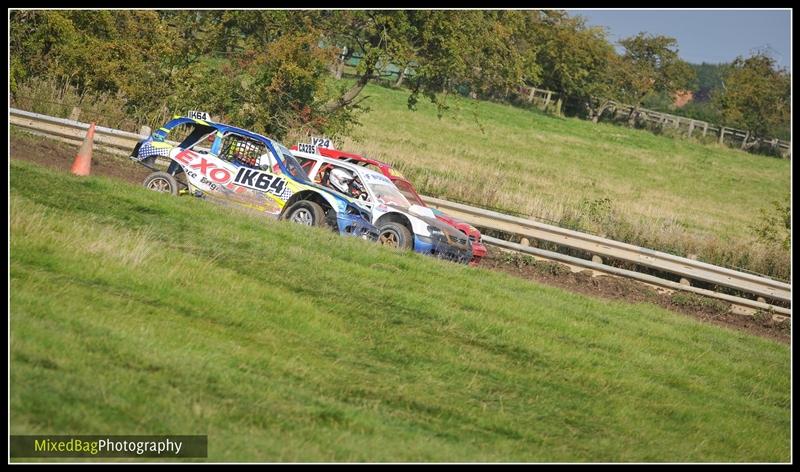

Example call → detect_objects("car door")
172 132 287 215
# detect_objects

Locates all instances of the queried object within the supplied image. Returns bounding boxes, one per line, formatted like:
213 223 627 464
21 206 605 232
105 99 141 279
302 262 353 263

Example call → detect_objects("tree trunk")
590 100 610 123
334 59 345 80
553 97 563 116
333 47 349 80
627 106 639 127
324 63 375 113
393 65 408 88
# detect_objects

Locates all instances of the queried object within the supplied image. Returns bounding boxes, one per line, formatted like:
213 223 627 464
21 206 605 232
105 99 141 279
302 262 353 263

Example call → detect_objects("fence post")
543 91 552 110
69 107 81 121
688 120 695 137
702 122 708 137
528 87 535 103
740 131 750 150
719 127 726 144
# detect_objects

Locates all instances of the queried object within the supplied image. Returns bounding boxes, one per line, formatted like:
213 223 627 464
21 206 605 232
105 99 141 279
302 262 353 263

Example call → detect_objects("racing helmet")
329 168 355 194
256 152 273 171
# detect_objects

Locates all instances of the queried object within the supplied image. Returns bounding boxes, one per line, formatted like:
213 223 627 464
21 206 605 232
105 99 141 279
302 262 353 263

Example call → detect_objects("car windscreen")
369 182 411 208
392 179 425 206
276 145 311 181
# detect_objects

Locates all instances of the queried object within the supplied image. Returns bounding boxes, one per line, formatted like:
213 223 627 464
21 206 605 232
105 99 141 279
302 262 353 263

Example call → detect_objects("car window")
293 155 318 176
276 146 310 181
219 134 268 168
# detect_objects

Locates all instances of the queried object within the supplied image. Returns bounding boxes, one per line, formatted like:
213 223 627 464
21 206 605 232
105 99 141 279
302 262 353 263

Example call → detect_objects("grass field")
10 160 790 462
326 82 791 279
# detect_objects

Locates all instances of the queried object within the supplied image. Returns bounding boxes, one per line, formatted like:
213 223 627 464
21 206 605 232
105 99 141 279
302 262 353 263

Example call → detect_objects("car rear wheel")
284 200 326 227
378 222 413 250
143 171 179 196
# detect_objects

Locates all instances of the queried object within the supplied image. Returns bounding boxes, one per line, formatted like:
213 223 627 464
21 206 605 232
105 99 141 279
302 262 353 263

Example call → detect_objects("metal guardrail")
481 236 790 316
10 107 791 316
421 196 790 304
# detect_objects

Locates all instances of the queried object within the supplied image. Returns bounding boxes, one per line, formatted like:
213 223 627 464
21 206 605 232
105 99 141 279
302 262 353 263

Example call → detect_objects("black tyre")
378 222 413 250
283 200 326 227
143 171 179 196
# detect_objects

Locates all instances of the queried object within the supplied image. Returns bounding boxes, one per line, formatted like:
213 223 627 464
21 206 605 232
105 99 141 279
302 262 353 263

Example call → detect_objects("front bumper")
337 214 379 241
469 240 488 265
414 235 473 264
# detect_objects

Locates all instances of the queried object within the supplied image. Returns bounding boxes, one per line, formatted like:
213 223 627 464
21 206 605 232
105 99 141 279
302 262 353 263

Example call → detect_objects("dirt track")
10 131 790 343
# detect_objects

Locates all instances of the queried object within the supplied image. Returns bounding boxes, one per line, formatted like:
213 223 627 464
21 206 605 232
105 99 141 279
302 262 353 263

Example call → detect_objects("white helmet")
256 152 273 170
329 168 354 194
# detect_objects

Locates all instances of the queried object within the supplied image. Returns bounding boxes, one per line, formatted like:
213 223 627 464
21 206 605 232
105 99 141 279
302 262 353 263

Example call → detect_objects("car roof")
291 150 392 182
158 116 281 148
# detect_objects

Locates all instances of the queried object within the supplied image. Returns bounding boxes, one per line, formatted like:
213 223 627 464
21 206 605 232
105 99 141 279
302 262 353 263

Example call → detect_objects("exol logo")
173 149 288 197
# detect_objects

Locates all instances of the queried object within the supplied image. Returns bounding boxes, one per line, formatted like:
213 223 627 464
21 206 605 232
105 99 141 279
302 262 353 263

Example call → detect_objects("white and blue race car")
291 150 473 264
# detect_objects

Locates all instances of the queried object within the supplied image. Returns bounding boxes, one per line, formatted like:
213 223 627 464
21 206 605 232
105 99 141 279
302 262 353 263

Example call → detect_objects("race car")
129 113 378 241
290 150 473 264
290 142 487 266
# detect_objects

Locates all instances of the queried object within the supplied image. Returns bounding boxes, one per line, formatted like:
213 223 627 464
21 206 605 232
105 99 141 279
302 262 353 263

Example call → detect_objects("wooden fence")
517 86 791 158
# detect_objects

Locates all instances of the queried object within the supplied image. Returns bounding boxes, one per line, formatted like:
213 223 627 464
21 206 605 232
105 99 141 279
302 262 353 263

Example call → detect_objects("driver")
329 168 367 200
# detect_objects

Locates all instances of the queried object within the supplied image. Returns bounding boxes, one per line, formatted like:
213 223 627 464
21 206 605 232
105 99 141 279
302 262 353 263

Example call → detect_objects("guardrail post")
520 238 531 246
680 278 691 286
69 107 81 121
591 255 603 264
139 125 151 137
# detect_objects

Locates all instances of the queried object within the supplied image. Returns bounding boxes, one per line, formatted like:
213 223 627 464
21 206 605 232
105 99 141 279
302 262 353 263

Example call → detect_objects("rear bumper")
337 214 379 241
414 235 473 264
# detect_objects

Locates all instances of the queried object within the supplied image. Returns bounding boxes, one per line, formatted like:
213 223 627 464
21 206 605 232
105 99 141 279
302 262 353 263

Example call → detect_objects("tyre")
143 171 179 196
378 222 413 250
283 200 326 227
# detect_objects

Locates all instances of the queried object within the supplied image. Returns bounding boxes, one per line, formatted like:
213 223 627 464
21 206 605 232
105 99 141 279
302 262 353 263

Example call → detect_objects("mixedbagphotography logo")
10 435 208 458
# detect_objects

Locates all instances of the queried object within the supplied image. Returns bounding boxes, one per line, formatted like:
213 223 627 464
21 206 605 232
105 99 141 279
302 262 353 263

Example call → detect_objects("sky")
573 9 791 70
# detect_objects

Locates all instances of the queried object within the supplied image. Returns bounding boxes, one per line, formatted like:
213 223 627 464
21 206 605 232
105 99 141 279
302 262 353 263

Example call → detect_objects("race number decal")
234 168 287 197
311 136 332 149
187 110 210 121
297 143 318 154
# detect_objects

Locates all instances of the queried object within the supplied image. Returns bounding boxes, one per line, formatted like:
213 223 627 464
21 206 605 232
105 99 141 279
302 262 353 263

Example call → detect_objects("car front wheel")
378 222 413 250
284 200 326 227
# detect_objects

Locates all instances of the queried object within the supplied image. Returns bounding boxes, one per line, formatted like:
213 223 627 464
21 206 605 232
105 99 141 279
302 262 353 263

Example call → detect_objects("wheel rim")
379 229 400 247
147 177 172 193
290 208 314 225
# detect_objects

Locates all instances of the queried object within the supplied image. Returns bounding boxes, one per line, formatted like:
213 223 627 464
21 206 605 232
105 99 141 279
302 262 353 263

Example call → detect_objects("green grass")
330 82 791 279
10 160 790 462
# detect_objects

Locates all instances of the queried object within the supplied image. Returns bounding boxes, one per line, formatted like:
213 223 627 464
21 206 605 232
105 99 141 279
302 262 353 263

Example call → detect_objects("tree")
713 53 790 138
615 33 696 125
534 11 617 117
318 11 545 117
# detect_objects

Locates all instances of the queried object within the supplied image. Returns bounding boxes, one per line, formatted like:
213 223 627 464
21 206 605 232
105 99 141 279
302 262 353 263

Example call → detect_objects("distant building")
673 90 694 108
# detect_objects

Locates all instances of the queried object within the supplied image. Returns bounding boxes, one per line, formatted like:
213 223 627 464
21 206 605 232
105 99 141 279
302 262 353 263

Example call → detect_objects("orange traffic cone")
70 122 96 176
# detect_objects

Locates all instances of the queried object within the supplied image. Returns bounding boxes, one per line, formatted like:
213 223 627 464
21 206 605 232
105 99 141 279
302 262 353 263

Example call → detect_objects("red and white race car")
291 141 488 265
